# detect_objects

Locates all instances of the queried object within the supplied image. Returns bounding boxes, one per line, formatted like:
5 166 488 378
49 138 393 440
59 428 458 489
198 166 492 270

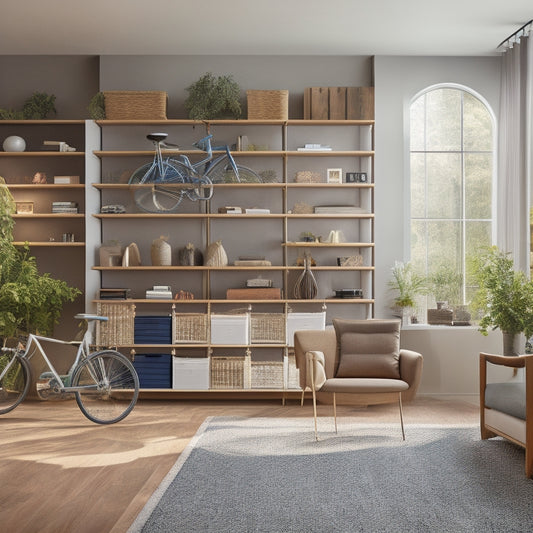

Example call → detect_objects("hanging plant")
185 73 242 120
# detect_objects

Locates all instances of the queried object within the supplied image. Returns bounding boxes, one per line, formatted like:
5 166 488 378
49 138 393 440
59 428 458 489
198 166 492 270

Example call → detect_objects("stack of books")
145 285 173 299
99 288 131 300
52 201 79 213
314 205 367 214
297 143 332 152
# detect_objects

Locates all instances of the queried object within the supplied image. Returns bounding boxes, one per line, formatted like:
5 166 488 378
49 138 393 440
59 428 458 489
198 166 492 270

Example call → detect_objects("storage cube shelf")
133 353 172 389
88 118 375 396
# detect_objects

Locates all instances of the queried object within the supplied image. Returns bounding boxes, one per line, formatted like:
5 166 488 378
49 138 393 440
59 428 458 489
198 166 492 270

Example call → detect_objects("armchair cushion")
333 319 401 379
485 382 526 420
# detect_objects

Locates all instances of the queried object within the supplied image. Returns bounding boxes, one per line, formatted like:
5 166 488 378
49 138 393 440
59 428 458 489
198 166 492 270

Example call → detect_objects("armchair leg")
312 386 319 441
398 393 405 441
301 389 305 407
333 392 338 433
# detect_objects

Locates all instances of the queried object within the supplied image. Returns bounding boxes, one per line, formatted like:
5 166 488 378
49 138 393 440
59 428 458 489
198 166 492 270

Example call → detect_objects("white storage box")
286 312 326 346
172 357 210 390
210 314 250 345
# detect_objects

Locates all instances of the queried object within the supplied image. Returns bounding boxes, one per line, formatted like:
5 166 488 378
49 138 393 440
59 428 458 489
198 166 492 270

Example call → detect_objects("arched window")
409 85 495 317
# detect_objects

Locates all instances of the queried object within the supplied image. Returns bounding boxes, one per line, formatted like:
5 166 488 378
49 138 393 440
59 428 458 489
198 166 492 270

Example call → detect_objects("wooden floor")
0 396 479 533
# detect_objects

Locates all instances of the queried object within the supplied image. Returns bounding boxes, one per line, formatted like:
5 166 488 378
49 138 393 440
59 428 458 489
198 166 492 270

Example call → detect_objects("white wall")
374 56 502 396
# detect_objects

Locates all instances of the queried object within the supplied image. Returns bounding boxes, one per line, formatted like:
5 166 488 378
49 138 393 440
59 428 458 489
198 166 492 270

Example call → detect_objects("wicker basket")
210 355 251 389
251 361 284 389
104 91 167 120
295 171 322 183
96 302 135 347
285 352 301 390
250 313 286 344
172 312 209 343
247 90 289 120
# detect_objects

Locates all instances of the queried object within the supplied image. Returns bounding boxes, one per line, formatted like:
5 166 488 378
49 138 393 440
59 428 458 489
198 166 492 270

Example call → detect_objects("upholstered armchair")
480 352 533 477
294 319 423 440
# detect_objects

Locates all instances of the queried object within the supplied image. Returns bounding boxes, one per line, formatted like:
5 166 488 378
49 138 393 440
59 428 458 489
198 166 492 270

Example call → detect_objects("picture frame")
326 168 342 184
345 172 368 183
15 201 34 214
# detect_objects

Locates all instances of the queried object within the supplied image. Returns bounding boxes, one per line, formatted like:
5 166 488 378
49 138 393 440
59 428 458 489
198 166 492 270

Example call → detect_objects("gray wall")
99 55 373 119
0 56 99 118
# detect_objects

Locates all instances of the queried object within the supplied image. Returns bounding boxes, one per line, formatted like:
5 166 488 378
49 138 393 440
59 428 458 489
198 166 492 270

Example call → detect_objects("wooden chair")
294 319 423 440
480 352 533 477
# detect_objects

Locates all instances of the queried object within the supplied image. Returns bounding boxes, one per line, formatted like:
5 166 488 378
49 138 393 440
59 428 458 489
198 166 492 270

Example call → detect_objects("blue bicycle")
129 132 261 213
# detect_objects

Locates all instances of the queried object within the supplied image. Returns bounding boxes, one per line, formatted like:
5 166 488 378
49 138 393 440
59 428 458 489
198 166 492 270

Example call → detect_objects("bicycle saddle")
147 132 168 142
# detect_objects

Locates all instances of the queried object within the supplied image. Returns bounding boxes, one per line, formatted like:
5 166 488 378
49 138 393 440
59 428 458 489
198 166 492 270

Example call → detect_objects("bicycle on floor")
128 130 261 213
0 314 139 424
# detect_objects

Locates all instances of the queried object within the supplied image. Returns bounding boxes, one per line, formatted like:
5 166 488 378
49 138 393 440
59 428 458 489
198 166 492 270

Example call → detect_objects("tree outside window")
409 86 495 321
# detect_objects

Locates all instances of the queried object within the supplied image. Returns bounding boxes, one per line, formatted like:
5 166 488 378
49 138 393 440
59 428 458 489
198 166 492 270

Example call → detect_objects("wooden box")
303 87 374 120
226 288 282 300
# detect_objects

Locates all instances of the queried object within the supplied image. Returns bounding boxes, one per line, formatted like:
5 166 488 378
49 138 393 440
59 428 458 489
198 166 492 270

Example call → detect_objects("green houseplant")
470 246 533 356
0 177 80 344
184 73 242 120
388 261 428 324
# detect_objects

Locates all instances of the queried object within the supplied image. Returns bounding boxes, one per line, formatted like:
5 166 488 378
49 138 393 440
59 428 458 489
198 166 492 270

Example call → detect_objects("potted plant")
388 261 429 325
470 246 533 356
184 73 242 120
0 177 80 345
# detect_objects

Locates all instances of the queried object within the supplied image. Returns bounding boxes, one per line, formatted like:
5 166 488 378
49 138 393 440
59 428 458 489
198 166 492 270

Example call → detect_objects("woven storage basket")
96 302 135 347
285 352 301 390
210 355 251 389
250 313 286 344
247 90 289 120
295 171 322 183
251 361 284 389
104 91 167 120
172 312 209 343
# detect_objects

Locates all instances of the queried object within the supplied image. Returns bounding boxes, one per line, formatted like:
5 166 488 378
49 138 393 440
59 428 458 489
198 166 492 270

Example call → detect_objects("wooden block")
226 288 282 300
346 87 375 119
328 87 346 120
310 87 329 120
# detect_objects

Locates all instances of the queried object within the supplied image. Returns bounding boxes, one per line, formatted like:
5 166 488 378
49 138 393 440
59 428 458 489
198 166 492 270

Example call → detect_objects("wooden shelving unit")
89 118 375 396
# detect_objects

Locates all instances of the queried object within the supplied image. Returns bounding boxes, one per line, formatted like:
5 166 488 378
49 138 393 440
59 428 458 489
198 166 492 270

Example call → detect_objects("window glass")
409 86 494 319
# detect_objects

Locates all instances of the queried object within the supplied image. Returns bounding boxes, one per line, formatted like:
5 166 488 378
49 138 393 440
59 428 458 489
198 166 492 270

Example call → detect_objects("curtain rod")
497 19 533 49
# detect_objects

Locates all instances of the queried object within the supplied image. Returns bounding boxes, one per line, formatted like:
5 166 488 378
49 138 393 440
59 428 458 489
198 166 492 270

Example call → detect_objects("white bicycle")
0 314 139 424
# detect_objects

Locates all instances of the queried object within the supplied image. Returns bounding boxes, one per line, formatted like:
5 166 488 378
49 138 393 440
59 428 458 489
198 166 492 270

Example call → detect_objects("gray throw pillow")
333 319 401 379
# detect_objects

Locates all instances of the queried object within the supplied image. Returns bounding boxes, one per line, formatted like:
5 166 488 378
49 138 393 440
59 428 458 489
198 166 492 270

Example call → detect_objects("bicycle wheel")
206 160 262 184
0 354 30 415
129 161 187 213
72 350 139 424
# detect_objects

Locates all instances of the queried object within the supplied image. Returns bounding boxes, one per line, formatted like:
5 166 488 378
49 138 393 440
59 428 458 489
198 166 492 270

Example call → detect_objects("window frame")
406 83 497 319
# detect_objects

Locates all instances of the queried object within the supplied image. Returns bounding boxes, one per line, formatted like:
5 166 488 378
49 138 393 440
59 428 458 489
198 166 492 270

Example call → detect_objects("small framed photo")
345 172 368 183
327 168 342 184
15 201 34 214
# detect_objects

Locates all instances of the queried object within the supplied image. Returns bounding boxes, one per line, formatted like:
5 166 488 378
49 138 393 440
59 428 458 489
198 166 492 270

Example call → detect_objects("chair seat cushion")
333 319 401 379
321 377 409 394
485 382 526 420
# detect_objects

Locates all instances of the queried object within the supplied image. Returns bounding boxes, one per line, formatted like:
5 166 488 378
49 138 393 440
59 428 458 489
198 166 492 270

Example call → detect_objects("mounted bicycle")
129 131 262 213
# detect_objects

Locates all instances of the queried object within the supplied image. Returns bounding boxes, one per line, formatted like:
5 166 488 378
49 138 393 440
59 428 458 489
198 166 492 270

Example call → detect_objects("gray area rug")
129 417 533 533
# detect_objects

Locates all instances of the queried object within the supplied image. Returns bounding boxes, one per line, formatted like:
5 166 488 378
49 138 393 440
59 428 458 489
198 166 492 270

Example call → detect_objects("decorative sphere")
3 135 26 152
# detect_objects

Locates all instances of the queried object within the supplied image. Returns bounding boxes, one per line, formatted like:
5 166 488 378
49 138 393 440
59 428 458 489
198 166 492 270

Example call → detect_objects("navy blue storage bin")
134 316 172 344
133 353 172 388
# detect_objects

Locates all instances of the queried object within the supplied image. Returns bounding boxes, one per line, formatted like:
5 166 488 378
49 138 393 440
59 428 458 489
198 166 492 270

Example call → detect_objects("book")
235 259 272 266
54 175 80 184
145 290 173 299
244 208 270 214
218 206 243 214
314 205 367 214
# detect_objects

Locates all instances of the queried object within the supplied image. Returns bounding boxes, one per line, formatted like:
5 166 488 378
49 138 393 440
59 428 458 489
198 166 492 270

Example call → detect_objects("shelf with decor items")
88 119 374 395
0 120 87 340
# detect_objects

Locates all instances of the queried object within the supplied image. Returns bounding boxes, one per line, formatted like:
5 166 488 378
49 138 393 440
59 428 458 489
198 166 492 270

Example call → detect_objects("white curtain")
497 31 533 272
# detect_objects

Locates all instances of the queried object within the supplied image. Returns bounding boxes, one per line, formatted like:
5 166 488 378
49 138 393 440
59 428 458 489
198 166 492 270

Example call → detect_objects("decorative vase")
205 240 228 267
293 253 318 299
502 331 520 357
151 236 171 266
178 242 203 266
3 135 26 152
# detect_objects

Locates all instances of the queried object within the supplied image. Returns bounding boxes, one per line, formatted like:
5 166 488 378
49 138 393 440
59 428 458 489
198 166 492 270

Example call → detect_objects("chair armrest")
480 352 527 368
399 349 423 401
306 350 327 392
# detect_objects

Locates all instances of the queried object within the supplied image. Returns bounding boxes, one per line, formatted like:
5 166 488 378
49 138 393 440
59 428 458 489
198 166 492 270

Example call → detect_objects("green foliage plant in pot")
388 261 429 325
0 177 80 345
470 246 533 356
185 73 242 120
